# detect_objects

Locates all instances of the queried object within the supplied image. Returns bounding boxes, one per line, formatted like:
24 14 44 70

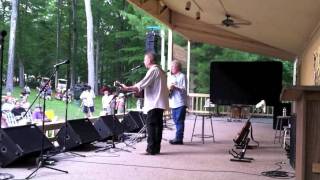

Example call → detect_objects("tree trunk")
95 40 99 94
84 0 95 91
70 0 77 88
55 0 62 88
94 5 101 95
18 58 24 87
6 0 19 92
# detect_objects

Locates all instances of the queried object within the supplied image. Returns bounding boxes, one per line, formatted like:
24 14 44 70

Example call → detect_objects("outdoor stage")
1 115 295 180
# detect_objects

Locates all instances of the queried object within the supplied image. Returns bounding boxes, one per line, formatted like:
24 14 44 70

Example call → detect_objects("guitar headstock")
113 81 121 87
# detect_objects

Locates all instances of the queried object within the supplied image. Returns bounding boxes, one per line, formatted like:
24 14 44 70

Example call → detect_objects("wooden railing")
187 93 273 117
34 93 274 142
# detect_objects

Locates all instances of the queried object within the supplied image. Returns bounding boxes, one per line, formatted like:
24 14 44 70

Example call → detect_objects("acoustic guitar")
113 81 144 98
233 119 251 145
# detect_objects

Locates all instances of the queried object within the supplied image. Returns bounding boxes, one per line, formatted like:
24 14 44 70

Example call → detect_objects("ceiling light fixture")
185 1 191 11
196 11 200 20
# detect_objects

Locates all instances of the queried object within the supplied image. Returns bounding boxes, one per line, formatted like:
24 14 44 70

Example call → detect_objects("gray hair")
171 60 182 70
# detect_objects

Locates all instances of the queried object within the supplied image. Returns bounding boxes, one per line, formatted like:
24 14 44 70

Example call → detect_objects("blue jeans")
172 106 187 141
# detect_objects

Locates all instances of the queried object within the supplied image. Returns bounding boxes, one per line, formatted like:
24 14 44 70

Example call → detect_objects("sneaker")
169 139 183 145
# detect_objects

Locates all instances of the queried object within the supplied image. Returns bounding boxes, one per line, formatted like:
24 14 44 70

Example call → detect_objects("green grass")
11 87 102 120
10 87 136 120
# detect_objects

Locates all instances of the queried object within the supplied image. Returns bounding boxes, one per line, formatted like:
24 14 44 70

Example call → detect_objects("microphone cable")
261 162 295 179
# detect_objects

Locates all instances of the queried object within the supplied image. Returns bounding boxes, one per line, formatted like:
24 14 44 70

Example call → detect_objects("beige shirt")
135 65 169 114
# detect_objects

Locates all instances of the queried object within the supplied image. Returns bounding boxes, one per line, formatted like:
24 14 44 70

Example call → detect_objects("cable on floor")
261 162 295 179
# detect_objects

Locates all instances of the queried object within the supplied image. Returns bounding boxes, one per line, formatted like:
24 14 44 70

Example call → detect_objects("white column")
160 29 166 70
293 58 298 85
167 28 173 73
187 40 191 95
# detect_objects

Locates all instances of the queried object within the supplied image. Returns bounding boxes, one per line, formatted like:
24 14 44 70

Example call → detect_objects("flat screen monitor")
210 61 282 106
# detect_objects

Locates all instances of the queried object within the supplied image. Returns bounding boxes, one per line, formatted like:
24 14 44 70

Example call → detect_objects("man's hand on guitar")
114 81 129 92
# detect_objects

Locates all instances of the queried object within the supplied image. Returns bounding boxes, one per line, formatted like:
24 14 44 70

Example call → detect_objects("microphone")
0 30 7 40
130 64 143 71
54 60 69 68
0 31 7 37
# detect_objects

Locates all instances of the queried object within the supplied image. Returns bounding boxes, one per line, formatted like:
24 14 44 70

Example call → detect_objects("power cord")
261 162 295 179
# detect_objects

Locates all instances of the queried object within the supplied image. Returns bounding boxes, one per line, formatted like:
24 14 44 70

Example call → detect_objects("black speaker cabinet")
94 115 124 140
56 119 100 150
145 31 160 54
122 111 146 132
0 124 54 167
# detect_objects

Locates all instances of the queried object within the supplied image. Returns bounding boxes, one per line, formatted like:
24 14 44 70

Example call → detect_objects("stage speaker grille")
0 124 54 167
56 119 100 150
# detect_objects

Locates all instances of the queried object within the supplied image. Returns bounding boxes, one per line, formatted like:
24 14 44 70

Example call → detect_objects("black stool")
191 112 215 144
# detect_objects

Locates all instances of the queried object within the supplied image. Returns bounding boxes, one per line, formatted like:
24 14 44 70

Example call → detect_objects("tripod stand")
124 111 147 146
95 115 130 153
26 66 68 179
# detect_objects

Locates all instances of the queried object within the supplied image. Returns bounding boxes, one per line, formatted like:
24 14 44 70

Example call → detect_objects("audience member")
80 85 95 118
32 106 49 122
102 90 116 115
116 93 125 114
11 101 26 116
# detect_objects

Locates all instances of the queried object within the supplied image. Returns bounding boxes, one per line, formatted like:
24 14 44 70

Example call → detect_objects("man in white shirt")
119 52 169 155
80 85 95 118
168 60 187 145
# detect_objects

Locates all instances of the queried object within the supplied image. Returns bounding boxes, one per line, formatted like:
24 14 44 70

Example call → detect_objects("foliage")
0 0 293 96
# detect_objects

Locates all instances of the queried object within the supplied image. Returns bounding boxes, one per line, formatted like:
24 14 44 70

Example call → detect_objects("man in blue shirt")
168 60 187 145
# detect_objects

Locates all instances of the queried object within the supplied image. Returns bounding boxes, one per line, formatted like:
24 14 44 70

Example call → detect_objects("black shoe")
143 150 157 155
169 139 183 145
141 152 156 155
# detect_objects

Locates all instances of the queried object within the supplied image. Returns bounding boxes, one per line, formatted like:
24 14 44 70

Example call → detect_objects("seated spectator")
32 106 49 122
4 92 14 102
11 101 26 116
20 96 31 110
2 97 15 111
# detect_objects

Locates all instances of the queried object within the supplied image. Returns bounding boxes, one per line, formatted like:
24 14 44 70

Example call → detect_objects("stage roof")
127 0 320 60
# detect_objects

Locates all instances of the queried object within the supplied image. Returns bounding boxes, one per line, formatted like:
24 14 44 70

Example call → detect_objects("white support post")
160 29 166 70
167 28 173 73
187 40 191 95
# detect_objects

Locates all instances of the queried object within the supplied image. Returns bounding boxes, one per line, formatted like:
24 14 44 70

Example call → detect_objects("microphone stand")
59 61 85 157
0 31 6 129
0 30 15 180
26 66 68 179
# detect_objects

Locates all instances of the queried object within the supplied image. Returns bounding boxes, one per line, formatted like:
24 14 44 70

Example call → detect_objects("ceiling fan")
220 14 251 28
216 0 251 28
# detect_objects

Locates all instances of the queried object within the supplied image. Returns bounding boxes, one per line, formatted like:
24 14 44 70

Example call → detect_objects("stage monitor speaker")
0 124 54 167
56 119 100 150
94 115 124 140
122 111 145 132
